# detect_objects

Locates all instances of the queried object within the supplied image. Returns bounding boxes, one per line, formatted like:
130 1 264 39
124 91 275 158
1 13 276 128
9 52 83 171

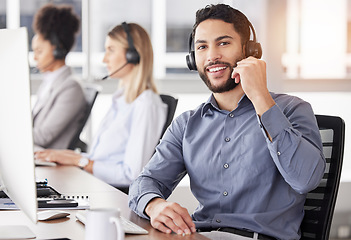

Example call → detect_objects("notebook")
0 184 89 210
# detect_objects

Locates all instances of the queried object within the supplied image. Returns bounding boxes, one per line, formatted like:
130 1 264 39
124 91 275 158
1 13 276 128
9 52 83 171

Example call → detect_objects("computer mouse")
37 210 70 221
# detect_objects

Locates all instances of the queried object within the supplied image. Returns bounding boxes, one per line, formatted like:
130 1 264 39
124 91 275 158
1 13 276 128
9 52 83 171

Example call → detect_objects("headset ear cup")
186 51 197 71
53 47 67 60
126 49 140 64
245 40 262 59
50 34 67 60
122 22 140 65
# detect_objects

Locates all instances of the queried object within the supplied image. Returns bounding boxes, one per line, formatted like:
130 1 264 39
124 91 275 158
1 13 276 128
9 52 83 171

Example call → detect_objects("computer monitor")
0 27 37 238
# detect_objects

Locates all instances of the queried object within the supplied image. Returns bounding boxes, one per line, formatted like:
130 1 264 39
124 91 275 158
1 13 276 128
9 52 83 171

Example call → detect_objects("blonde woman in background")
35 22 168 193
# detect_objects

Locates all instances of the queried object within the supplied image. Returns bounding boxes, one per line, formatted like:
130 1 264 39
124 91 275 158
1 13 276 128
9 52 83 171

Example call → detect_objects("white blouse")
85 89 168 187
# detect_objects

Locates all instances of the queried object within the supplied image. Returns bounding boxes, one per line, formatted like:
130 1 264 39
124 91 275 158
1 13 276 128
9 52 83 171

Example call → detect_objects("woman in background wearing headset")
35 22 168 193
31 3 86 150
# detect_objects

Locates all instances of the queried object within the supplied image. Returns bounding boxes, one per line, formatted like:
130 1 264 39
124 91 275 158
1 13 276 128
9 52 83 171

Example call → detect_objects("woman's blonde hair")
108 23 158 103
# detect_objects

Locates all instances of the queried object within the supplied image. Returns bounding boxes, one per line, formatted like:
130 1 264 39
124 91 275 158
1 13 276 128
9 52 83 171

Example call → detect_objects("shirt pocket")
239 132 276 175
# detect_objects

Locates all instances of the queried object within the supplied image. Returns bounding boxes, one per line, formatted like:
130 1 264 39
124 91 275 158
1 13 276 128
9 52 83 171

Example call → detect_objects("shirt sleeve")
93 95 167 187
259 102 326 194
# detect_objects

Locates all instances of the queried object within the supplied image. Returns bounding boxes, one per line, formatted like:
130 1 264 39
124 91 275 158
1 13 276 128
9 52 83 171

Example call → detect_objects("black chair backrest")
160 94 178 138
300 115 345 240
68 84 100 151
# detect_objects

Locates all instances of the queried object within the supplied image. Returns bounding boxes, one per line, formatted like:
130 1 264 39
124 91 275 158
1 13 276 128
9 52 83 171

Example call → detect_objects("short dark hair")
32 3 80 53
192 4 250 46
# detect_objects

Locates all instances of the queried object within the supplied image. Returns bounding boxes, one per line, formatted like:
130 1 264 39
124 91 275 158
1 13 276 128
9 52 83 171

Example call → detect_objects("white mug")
85 208 124 240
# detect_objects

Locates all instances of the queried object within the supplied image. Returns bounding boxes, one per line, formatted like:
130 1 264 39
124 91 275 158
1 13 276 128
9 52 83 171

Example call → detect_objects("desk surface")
0 166 208 240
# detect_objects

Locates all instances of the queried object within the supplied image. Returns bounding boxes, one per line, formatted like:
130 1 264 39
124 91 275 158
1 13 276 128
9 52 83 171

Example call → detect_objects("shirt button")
229 113 234 118
216 219 221 223
277 151 281 156
225 137 231 142
259 124 263 128
224 163 229 169
223 191 228 196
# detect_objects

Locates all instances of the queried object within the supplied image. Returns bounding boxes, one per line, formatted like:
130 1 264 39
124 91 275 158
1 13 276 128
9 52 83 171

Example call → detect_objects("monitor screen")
0 27 38 226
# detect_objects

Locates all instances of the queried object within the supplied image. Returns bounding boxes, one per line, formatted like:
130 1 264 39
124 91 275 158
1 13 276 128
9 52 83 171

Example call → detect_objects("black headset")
186 20 262 71
50 33 68 60
121 22 140 65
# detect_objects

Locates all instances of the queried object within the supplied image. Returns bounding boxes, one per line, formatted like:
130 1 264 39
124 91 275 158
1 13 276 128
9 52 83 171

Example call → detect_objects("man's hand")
145 198 196 235
232 57 275 117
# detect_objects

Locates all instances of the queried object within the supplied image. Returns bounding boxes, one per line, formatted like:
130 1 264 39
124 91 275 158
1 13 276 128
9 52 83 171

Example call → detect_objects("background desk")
0 166 208 240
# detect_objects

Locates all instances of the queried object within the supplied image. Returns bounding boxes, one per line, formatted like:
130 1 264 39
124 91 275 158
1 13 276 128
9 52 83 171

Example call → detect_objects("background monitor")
0 27 37 237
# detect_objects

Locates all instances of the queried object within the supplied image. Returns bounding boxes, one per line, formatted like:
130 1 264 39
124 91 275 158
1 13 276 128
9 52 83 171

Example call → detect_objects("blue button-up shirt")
129 93 325 239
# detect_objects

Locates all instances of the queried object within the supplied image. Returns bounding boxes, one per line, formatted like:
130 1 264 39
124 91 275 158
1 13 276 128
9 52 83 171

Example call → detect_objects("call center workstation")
0 0 185 238
1 1 351 240
2 25 215 240
0 27 209 239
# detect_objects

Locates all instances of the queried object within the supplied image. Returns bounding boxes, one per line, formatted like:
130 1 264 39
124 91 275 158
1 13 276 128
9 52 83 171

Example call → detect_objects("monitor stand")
0 225 36 239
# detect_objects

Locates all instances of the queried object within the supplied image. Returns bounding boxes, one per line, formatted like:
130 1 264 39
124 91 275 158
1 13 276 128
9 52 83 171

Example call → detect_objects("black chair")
300 115 345 240
160 94 178 138
68 84 101 152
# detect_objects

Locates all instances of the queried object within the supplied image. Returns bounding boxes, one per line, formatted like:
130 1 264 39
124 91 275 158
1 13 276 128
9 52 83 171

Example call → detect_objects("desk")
0 166 209 240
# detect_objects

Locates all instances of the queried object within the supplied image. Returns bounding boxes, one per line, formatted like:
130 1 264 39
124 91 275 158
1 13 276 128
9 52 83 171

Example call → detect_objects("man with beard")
129 4 325 240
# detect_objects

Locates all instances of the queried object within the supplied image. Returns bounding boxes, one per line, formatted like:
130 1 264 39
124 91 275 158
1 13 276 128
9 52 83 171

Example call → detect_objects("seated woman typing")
31 4 86 150
35 22 167 192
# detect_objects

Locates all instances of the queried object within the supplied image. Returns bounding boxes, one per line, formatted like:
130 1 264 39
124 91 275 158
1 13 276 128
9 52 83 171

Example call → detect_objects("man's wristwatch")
78 157 89 169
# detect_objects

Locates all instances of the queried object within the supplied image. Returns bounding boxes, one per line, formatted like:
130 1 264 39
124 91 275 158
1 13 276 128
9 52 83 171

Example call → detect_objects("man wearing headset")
129 4 325 239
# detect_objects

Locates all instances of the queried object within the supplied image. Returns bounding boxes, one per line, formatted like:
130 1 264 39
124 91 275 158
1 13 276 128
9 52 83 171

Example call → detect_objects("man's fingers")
169 204 195 234
152 219 172 234
181 213 196 233
160 204 187 234
146 199 196 235
152 205 194 235
151 215 179 234
164 215 185 234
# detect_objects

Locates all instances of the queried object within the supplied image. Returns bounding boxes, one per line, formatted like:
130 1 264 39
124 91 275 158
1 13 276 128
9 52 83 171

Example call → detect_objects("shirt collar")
42 65 69 83
201 94 218 117
111 88 126 108
112 88 124 100
201 93 251 117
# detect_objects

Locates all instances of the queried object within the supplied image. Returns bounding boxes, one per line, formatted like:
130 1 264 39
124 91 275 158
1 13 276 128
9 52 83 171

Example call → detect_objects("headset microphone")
101 62 128 80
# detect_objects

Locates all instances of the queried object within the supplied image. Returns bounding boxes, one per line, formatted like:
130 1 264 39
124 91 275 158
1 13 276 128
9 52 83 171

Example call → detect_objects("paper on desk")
0 198 90 210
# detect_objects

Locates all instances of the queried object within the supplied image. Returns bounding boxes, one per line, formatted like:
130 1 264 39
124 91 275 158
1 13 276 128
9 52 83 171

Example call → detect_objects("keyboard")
75 211 148 235
35 159 57 167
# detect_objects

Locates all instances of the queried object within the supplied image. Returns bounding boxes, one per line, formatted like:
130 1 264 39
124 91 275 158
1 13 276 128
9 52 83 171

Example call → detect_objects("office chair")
300 115 345 240
160 94 178 138
68 84 101 152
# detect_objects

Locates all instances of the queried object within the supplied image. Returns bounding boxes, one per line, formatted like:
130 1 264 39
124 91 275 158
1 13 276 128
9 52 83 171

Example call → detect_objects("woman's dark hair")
32 3 80 53
192 4 250 46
